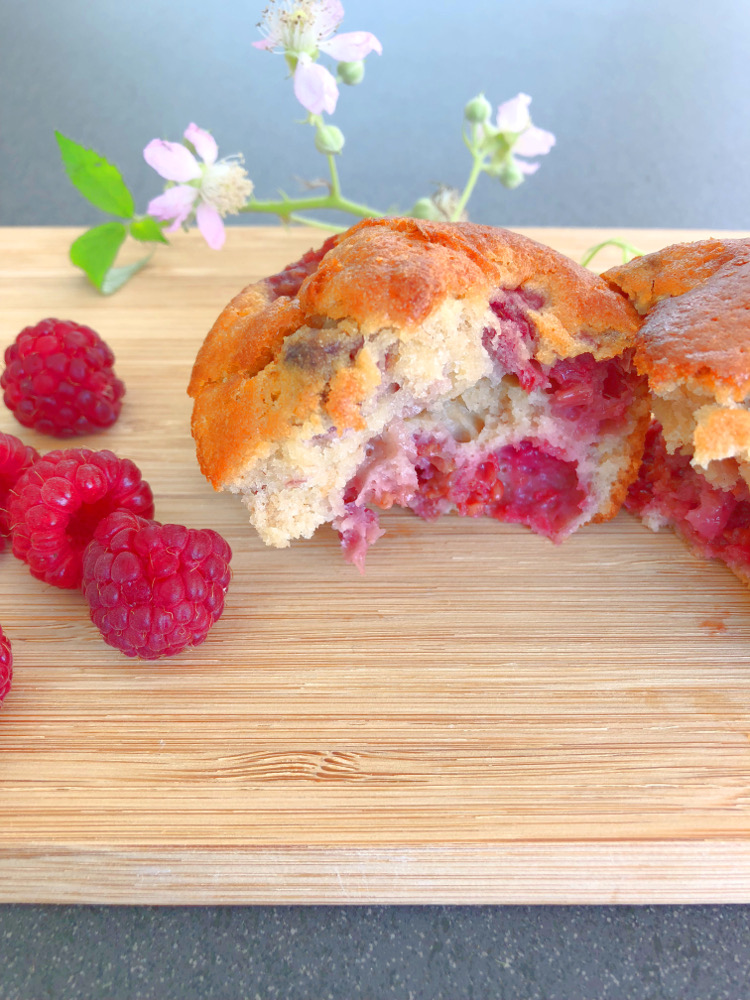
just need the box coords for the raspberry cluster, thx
[10,448,154,589]
[1,319,233,672]
[1,318,125,437]
[1,440,232,662]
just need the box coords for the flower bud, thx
[464,94,492,124]
[409,197,443,221]
[492,157,526,189]
[314,124,345,155]
[338,60,365,85]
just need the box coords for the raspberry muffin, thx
[190,218,649,568]
[605,237,750,583]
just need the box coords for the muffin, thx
[189,218,649,568]
[605,237,750,583]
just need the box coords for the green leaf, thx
[100,254,153,295]
[55,131,135,218]
[129,216,169,244]
[69,222,127,289]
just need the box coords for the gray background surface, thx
[3,0,750,230]
[2,904,750,999]
[2,1,750,997]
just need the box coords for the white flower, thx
[494,93,556,178]
[143,123,254,250]
[254,1,382,115]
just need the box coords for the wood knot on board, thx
[213,749,409,783]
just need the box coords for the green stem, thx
[581,238,644,269]
[451,152,485,221]
[327,154,342,199]
[240,191,381,221]
[287,213,346,232]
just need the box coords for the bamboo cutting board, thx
[1,225,750,905]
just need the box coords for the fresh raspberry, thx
[0,431,39,551]
[2,318,125,437]
[82,510,232,659]
[0,626,11,705]
[9,448,154,589]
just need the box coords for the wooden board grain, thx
[1,224,750,904]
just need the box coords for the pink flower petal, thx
[315,0,346,39]
[196,202,226,250]
[495,93,532,133]
[252,38,275,51]
[514,125,556,157]
[320,30,382,61]
[146,185,198,228]
[143,139,201,182]
[293,56,339,115]
[516,158,540,176]
[184,123,218,165]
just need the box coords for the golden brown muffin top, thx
[296,218,639,341]
[604,238,750,400]
[189,218,643,488]
[191,218,641,396]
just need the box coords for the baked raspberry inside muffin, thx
[190,218,649,568]
[606,237,750,585]
[626,422,750,583]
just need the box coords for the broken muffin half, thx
[189,218,650,568]
[605,236,750,584]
